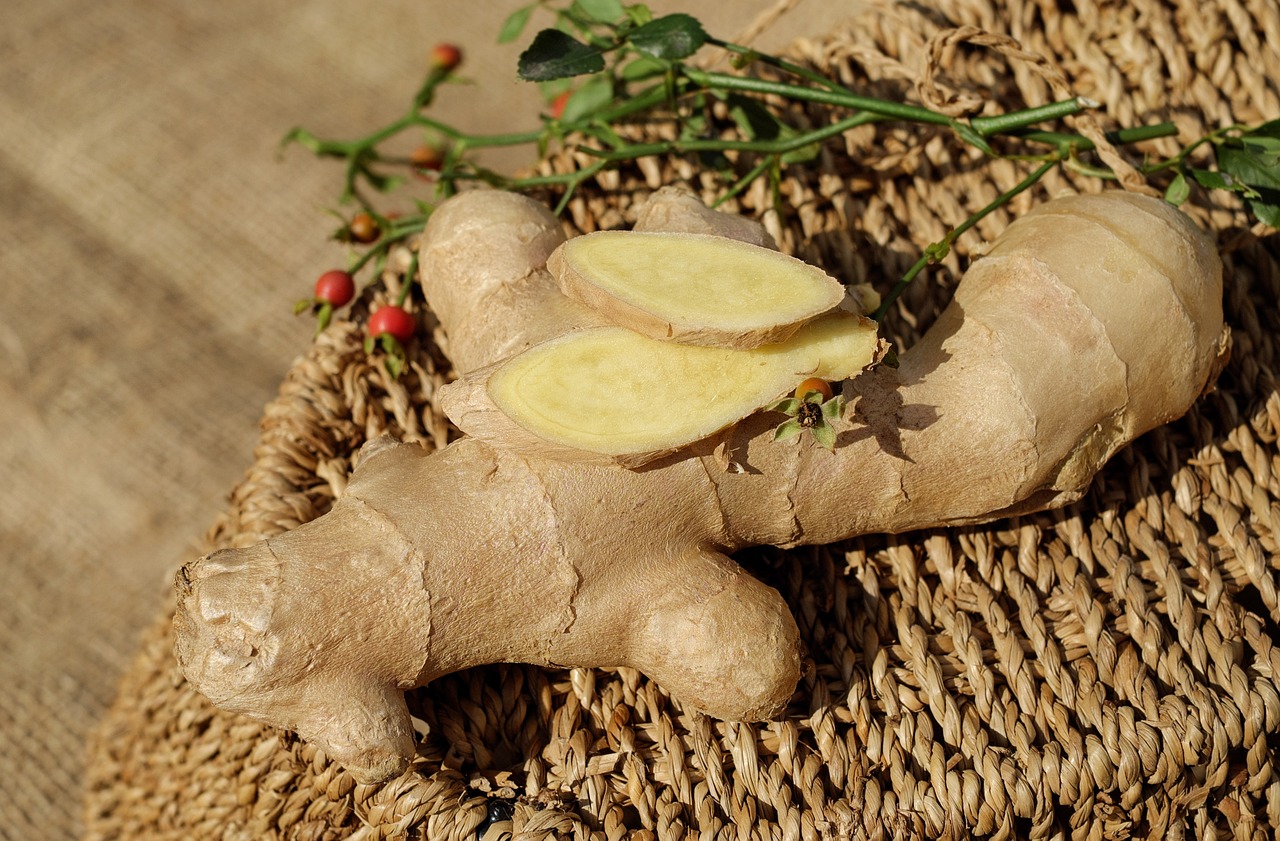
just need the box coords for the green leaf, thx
[773,419,803,442]
[624,3,653,26]
[627,13,707,60]
[518,29,606,81]
[620,54,667,81]
[679,110,708,140]
[1242,118,1280,142]
[571,0,625,23]
[730,49,760,70]
[781,142,821,165]
[821,396,844,421]
[811,422,836,451]
[1217,141,1280,227]
[560,73,614,122]
[280,126,328,155]
[766,397,801,415]
[726,94,784,142]
[315,302,333,335]
[362,167,405,194]
[953,122,995,155]
[1189,167,1235,191]
[1242,135,1280,153]
[498,4,536,43]
[1164,172,1190,206]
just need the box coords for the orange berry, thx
[549,90,571,119]
[794,377,833,401]
[429,43,462,73]
[410,144,444,172]
[348,212,380,244]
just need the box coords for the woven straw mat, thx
[84,1,1280,839]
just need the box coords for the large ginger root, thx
[174,187,1223,784]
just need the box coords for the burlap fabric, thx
[83,0,1280,838]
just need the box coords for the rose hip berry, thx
[794,377,834,401]
[549,90,572,120]
[411,144,444,173]
[348,212,380,244]
[368,305,416,343]
[429,43,462,73]
[314,270,355,308]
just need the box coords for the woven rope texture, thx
[85,0,1280,838]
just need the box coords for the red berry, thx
[368,305,416,343]
[430,43,462,73]
[313,270,355,307]
[549,90,572,120]
[348,212,380,244]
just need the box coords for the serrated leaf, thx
[773,419,803,442]
[811,422,836,451]
[498,4,536,43]
[560,73,614,122]
[518,29,606,81]
[627,13,707,60]
[571,0,625,23]
[1164,172,1190,206]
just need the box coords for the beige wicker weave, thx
[85,0,1280,838]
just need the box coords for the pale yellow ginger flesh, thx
[175,188,1225,786]
[482,311,880,458]
[549,230,846,347]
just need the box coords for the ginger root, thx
[175,188,1223,784]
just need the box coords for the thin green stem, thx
[578,112,876,159]
[1014,121,1179,151]
[706,37,846,92]
[871,158,1057,321]
[969,98,1093,137]
[395,251,418,307]
[684,69,955,127]
[711,155,775,209]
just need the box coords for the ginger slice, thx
[548,231,846,349]
[439,310,882,466]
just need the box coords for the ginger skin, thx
[175,187,1223,784]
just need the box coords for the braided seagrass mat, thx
[85,0,1280,838]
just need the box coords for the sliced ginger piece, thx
[548,231,846,348]
[439,310,882,467]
